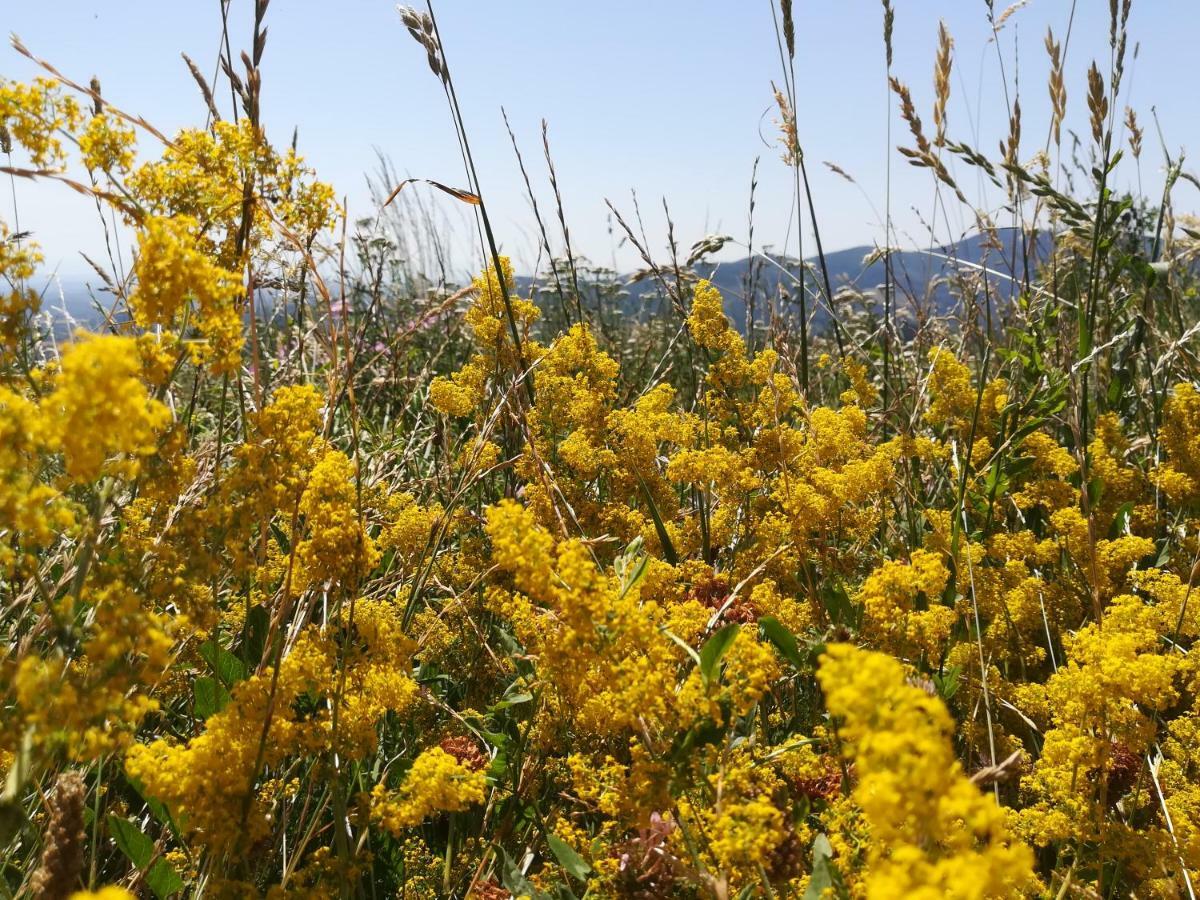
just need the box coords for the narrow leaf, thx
[759,616,804,670]
[699,623,740,685]
[108,815,153,868]
[546,832,592,882]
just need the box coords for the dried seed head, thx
[1087,61,1108,146]
[780,0,795,61]
[221,56,246,101]
[253,24,269,66]
[470,880,511,900]
[426,49,443,81]
[933,21,954,147]
[397,5,422,31]
[1105,741,1141,802]
[614,813,679,899]
[881,0,894,69]
[182,52,221,122]
[890,76,931,157]
[89,76,103,116]
[1125,107,1143,159]
[824,160,855,183]
[439,735,487,771]
[767,825,807,882]
[771,82,798,166]
[398,5,443,79]
[1003,97,1022,170]
[1115,35,1128,96]
[992,0,1030,32]
[1045,28,1066,146]
[28,772,86,900]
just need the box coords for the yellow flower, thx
[70,889,136,900]
[78,111,136,173]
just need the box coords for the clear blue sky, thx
[5,1,1198,280]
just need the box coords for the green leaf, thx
[193,676,232,720]
[240,604,270,669]
[933,665,962,701]
[699,623,740,686]
[804,833,835,900]
[269,520,292,554]
[499,846,546,899]
[758,616,804,670]
[1108,501,1134,540]
[635,470,678,565]
[126,775,176,832]
[546,832,592,882]
[617,548,649,600]
[199,639,246,688]
[661,627,702,668]
[108,814,154,868]
[821,581,858,629]
[146,858,185,898]
[486,746,510,781]
[489,691,532,712]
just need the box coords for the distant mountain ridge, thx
[44,228,1045,336]
[523,227,1047,331]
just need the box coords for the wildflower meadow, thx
[3,1,1200,897]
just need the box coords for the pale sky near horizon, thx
[4,1,1199,281]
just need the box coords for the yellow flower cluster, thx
[370,747,488,834]
[485,498,693,736]
[78,111,137,174]
[430,255,539,416]
[128,119,337,264]
[45,333,172,482]
[126,599,417,855]
[129,215,243,372]
[0,221,42,357]
[819,644,1034,898]
[0,76,81,166]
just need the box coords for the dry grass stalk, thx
[181,53,221,122]
[9,35,174,147]
[890,75,968,204]
[992,0,1030,33]
[1002,97,1022,172]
